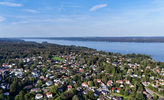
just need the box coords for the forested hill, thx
[19,37,164,42]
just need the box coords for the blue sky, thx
[0,0,164,37]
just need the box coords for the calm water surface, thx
[23,39,164,62]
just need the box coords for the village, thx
[0,50,164,100]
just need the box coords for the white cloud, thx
[12,21,28,24]
[58,5,66,12]
[0,17,6,22]
[90,4,107,11]
[0,2,22,7]
[22,9,39,13]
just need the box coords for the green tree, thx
[10,81,17,95]
[0,93,5,100]
[124,90,129,96]
[72,95,79,100]
[87,90,94,99]
[55,96,62,100]
[50,86,58,94]
[89,81,93,87]
[73,75,78,81]
[19,91,25,100]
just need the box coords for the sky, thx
[0,0,164,37]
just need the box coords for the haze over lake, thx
[23,39,164,62]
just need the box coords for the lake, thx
[23,39,164,62]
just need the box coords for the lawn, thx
[112,93,130,99]
[51,56,63,61]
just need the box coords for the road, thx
[145,88,164,98]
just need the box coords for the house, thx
[112,62,118,66]
[30,88,40,93]
[45,81,53,86]
[58,86,64,92]
[129,84,134,88]
[101,90,109,95]
[81,89,88,95]
[77,87,82,91]
[4,92,9,96]
[46,74,52,78]
[97,96,106,100]
[120,84,124,87]
[35,94,43,100]
[116,80,123,84]
[46,92,53,98]
[0,83,10,90]
[94,91,100,97]
[25,85,32,89]
[81,82,88,87]
[67,85,72,90]
[54,79,61,83]
[126,80,130,84]
[112,87,121,93]
[55,82,60,86]
[112,96,122,100]
[42,88,49,93]
[160,82,164,85]
[97,79,101,83]
[107,80,113,86]
[40,76,44,79]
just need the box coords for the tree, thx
[55,96,62,100]
[153,95,158,100]
[19,91,25,100]
[73,75,78,81]
[124,90,129,96]
[89,81,93,87]
[120,89,124,95]
[81,76,83,81]
[87,90,94,99]
[136,93,145,100]
[50,86,58,94]
[72,95,79,100]
[10,81,17,95]
[0,93,5,100]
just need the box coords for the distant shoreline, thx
[13,37,164,43]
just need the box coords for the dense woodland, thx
[0,39,164,100]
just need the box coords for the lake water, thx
[23,39,164,62]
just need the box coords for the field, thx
[51,56,64,61]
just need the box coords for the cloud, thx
[58,5,66,12]
[0,2,22,7]
[0,17,6,22]
[90,4,107,11]
[12,21,28,24]
[22,9,39,13]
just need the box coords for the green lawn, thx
[112,93,130,99]
[51,56,64,61]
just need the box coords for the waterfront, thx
[23,39,164,62]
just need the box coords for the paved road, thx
[145,88,164,98]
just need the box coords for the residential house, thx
[30,88,40,93]
[116,80,123,84]
[0,83,9,90]
[82,82,88,87]
[77,87,82,91]
[42,88,49,93]
[46,81,53,86]
[25,85,32,89]
[46,92,53,98]
[35,94,43,100]
[107,80,113,86]
[67,85,72,90]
